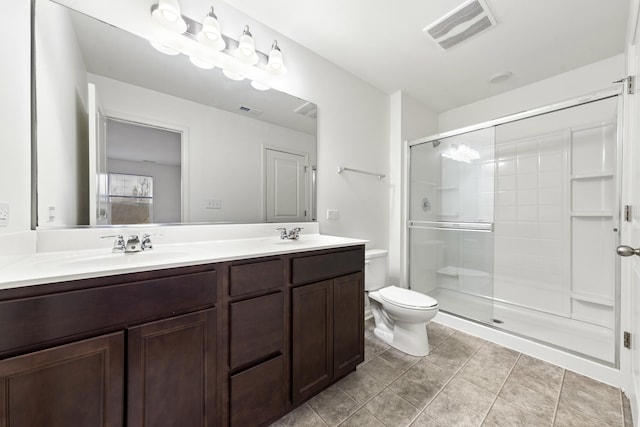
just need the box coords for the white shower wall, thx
[493,97,618,332]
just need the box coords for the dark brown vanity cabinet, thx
[290,248,365,405]
[0,332,125,427]
[226,258,287,427]
[0,265,219,427]
[0,244,365,426]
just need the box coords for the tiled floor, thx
[272,320,634,427]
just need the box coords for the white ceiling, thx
[223,0,630,112]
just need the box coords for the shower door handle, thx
[616,245,640,257]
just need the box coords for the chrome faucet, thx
[102,233,155,253]
[102,234,126,253]
[276,227,304,240]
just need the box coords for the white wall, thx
[439,55,625,132]
[90,74,316,224]
[0,0,31,235]
[36,0,89,226]
[388,91,438,286]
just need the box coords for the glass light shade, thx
[266,41,287,76]
[189,56,216,69]
[149,40,180,55]
[250,81,270,91]
[202,15,221,41]
[152,0,187,33]
[238,33,255,57]
[158,0,180,22]
[197,13,225,51]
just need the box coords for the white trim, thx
[433,312,624,387]
[100,109,190,223]
[409,87,622,147]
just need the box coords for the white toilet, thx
[366,249,439,356]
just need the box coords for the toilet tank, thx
[365,249,388,291]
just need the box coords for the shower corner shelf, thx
[570,211,614,217]
[570,171,614,180]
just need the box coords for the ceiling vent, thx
[294,101,317,119]
[237,105,263,117]
[423,0,496,50]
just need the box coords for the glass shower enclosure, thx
[407,94,621,366]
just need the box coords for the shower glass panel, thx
[408,127,496,325]
[492,97,619,364]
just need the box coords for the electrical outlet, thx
[206,199,222,209]
[48,206,56,222]
[0,202,8,227]
[326,209,340,220]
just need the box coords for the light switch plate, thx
[206,199,222,209]
[0,203,9,227]
[326,209,340,220]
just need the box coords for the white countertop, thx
[0,234,367,290]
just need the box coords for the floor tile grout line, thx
[550,368,566,426]
[478,352,522,426]
[351,329,470,426]
[418,336,489,425]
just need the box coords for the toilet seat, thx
[378,286,438,310]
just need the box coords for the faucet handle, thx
[141,233,159,251]
[101,234,125,253]
[276,227,288,239]
[288,227,303,239]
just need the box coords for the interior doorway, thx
[264,147,309,223]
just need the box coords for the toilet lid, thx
[378,286,438,309]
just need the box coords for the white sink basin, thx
[63,250,190,269]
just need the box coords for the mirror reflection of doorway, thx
[264,147,309,223]
[104,119,182,224]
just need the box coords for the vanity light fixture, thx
[266,41,287,76]
[235,26,259,65]
[197,7,225,51]
[149,2,288,89]
[151,0,187,33]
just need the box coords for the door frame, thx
[99,109,190,223]
[262,144,310,222]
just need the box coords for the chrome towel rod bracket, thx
[338,166,386,180]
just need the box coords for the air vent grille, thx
[424,0,496,50]
[294,101,317,118]
[237,105,263,117]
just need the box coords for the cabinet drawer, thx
[229,258,283,297]
[291,247,364,285]
[230,355,286,427]
[229,292,283,370]
[0,270,217,356]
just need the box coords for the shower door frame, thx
[403,86,624,367]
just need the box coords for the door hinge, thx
[625,205,632,222]
[304,210,307,217]
[624,331,631,349]
[614,76,635,94]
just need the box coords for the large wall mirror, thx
[34,0,317,228]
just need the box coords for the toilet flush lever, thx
[616,245,640,257]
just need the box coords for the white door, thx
[265,148,307,222]
[87,83,108,225]
[620,2,640,421]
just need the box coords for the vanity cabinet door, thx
[333,272,365,379]
[127,309,217,427]
[291,280,333,405]
[0,332,124,427]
